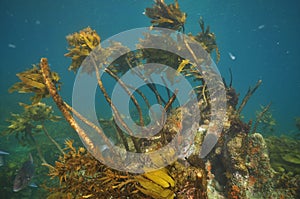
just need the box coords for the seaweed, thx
[189,17,220,62]
[3,0,298,198]
[144,0,186,32]
[252,103,276,134]
[3,102,63,164]
[8,65,61,104]
[65,27,101,73]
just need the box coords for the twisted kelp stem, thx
[63,102,115,155]
[41,122,65,155]
[126,57,165,105]
[39,58,106,161]
[126,84,151,109]
[105,67,145,126]
[28,132,48,164]
[252,102,272,133]
[164,89,178,111]
[161,75,171,101]
[237,79,262,115]
[91,57,141,153]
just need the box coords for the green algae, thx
[266,136,300,175]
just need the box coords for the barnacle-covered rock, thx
[170,160,208,199]
[245,133,274,198]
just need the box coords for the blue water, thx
[1,0,299,135]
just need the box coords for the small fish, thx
[0,150,9,167]
[8,43,16,48]
[258,24,265,29]
[0,150,9,155]
[228,52,236,60]
[13,153,35,192]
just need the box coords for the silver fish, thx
[13,153,35,192]
[0,150,9,155]
[0,150,9,167]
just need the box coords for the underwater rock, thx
[245,133,274,198]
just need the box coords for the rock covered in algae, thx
[245,133,275,198]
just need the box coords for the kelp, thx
[4,0,294,198]
[145,0,186,31]
[47,140,174,198]
[8,65,60,104]
[252,103,276,134]
[65,27,101,73]
[3,102,63,162]
[189,17,220,62]
[4,102,60,142]
[46,140,208,199]
[65,26,130,75]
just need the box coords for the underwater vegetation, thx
[64,26,101,73]
[1,0,299,198]
[8,64,61,104]
[252,103,276,135]
[3,102,64,164]
[266,136,300,197]
[266,136,300,174]
[145,0,186,32]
